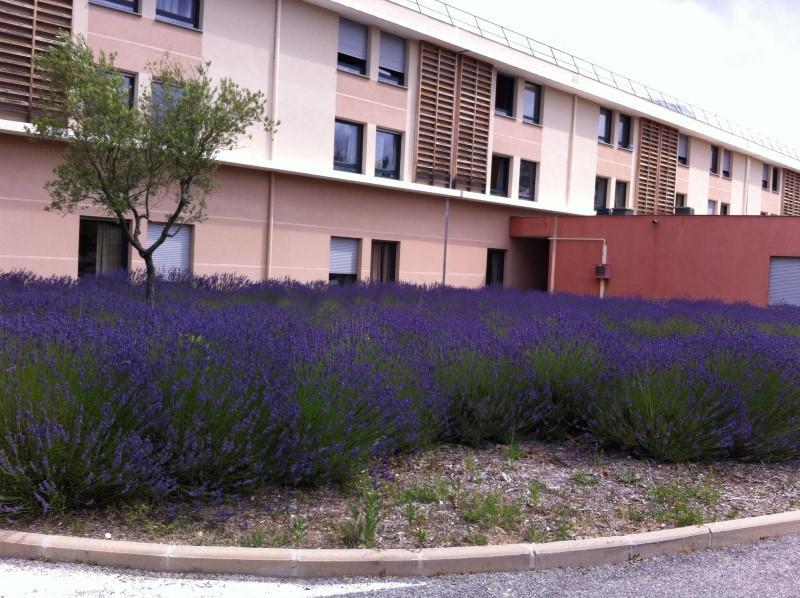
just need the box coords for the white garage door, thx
[147,222,192,276]
[768,257,800,306]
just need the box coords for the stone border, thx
[2,511,800,578]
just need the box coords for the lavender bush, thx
[2,271,800,518]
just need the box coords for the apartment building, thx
[2,0,800,303]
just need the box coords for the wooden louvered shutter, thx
[414,42,457,187]
[782,169,800,216]
[452,55,492,193]
[635,118,679,214]
[0,0,73,120]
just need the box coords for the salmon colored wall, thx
[511,215,800,306]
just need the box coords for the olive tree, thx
[31,33,275,305]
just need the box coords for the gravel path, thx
[2,535,800,597]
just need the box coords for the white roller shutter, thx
[147,222,192,276]
[380,32,405,73]
[330,237,359,275]
[768,257,800,306]
[339,19,367,59]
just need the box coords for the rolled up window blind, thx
[339,18,367,59]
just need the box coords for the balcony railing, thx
[388,0,800,161]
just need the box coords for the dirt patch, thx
[8,438,800,549]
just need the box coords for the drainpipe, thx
[269,0,282,161]
[547,236,608,299]
[266,172,275,279]
[442,197,450,285]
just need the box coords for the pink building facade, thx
[2,0,800,302]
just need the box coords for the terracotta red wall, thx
[510,215,800,306]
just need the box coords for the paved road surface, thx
[2,535,800,597]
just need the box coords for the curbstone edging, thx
[2,511,800,578]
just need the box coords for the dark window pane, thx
[371,240,398,282]
[156,0,199,27]
[762,164,770,189]
[707,200,717,215]
[519,160,537,200]
[495,73,515,116]
[675,193,686,208]
[93,0,138,12]
[678,134,689,165]
[490,155,510,196]
[334,120,363,173]
[722,149,732,178]
[375,129,400,179]
[594,177,608,210]
[773,167,780,192]
[120,73,135,108]
[598,108,612,143]
[486,249,505,286]
[523,84,541,124]
[78,218,128,277]
[720,203,730,215]
[614,181,628,208]
[710,145,719,174]
[379,32,405,85]
[616,114,631,148]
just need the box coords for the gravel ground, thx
[10,439,800,550]
[3,535,800,597]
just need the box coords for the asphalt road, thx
[2,534,800,597]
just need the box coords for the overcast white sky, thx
[449,0,800,150]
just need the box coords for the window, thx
[329,237,359,285]
[594,177,609,210]
[678,134,689,166]
[707,200,718,215]
[710,145,720,175]
[486,249,505,286]
[616,114,632,148]
[120,73,136,108]
[147,222,192,276]
[598,108,612,144]
[338,18,368,75]
[334,120,363,173]
[675,193,686,208]
[93,0,138,13]
[720,203,730,215]
[762,164,770,190]
[772,167,781,193]
[519,160,537,200]
[490,155,510,196]
[722,149,732,178]
[522,83,541,125]
[375,129,401,179]
[371,240,398,282]
[614,181,628,209]
[495,73,515,117]
[78,218,128,277]
[379,32,405,85]
[156,0,200,28]
[151,81,182,124]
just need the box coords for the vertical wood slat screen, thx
[452,55,492,192]
[782,169,800,216]
[0,0,73,120]
[635,118,679,214]
[415,42,457,187]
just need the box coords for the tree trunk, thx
[144,254,157,307]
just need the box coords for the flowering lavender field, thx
[2,272,800,519]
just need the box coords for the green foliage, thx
[340,478,382,548]
[458,491,521,530]
[31,33,274,304]
[290,516,306,548]
[398,477,450,505]
[570,471,598,486]
[528,480,543,508]
[646,480,719,527]
[615,469,642,485]
[523,522,548,543]
[501,439,523,464]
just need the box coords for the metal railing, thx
[388,0,800,161]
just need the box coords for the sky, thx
[447,0,800,151]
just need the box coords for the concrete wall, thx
[511,214,800,306]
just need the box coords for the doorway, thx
[78,218,128,277]
[371,240,398,283]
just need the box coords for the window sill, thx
[617,145,634,153]
[89,1,141,16]
[597,140,614,147]
[522,119,542,128]
[337,68,371,81]
[494,112,516,121]
[709,172,720,177]
[155,16,203,32]
[678,162,690,168]
[722,174,732,180]
[377,79,408,91]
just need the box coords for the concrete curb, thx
[2,511,800,578]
